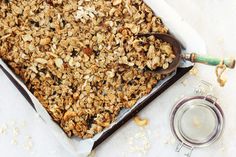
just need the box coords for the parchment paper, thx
[0,0,206,156]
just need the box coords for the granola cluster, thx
[0,0,175,138]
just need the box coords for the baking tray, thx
[0,62,193,150]
[0,0,206,155]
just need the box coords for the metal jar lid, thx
[170,95,224,157]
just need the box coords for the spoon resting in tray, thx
[137,33,235,74]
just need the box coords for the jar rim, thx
[170,95,224,148]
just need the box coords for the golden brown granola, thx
[0,0,175,138]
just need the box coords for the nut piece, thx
[83,48,93,56]
[55,58,64,68]
[63,111,77,121]
[40,37,51,45]
[113,0,122,6]
[133,116,148,127]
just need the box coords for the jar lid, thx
[170,95,224,149]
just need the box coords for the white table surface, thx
[1,0,236,157]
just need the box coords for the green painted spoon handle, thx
[182,53,235,69]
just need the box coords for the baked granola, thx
[0,0,175,138]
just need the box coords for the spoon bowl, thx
[137,33,235,74]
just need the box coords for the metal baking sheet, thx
[0,0,206,156]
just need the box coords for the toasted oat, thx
[112,0,122,6]
[55,58,64,68]
[40,37,51,46]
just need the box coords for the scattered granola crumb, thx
[220,147,226,152]
[133,116,149,127]
[9,120,16,127]
[11,138,18,145]
[0,120,33,149]
[20,121,27,128]
[0,123,8,134]
[189,66,198,76]
[24,136,33,151]
[164,135,176,145]
[88,150,96,157]
[180,79,187,86]
[13,127,20,137]
[219,142,226,152]
[128,128,151,155]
